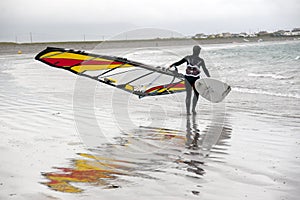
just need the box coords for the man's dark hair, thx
[193,45,201,55]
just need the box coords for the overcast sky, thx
[1,0,299,42]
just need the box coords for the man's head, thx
[193,45,201,55]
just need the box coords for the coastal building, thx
[273,30,286,36]
[216,33,223,38]
[291,28,300,36]
[248,33,257,37]
[222,32,232,38]
[231,33,240,38]
[257,31,270,36]
[192,28,298,40]
[273,29,300,37]
[193,33,208,39]
[239,32,248,37]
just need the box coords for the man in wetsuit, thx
[169,45,210,115]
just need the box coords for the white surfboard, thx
[194,78,231,103]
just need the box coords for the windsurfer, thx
[169,45,210,115]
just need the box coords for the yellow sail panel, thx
[39,51,62,58]
[40,51,93,60]
[71,63,133,73]
[40,51,125,64]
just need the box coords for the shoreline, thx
[0,36,299,55]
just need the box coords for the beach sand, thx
[0,39,299,200]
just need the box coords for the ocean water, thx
[0,40,299,200]
[206,41,300,118]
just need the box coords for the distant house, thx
[257,31,269,36]
[239,32,248,37]
[291,28,300,36]
[194,33,208,39]
[283,31,292,36]
[231,33,240,38]
[273,30,286,36]
[216,33,223,38]
[222,32,232,38]
[248,33,257,37]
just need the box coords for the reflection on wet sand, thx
[180,114,232,177]
[41,153,133,193]
[41,115,232,193]
[186,115,201,150]
[184,115,205,176]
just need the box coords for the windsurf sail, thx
[35,47,185,98]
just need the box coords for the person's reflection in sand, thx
[184,115,205,176]
[183,113,232,177]
[185,114,201,150]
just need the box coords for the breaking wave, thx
[247,73,294,80]
[232,87,300,99]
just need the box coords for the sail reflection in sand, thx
[41,153,136,193]
[41,115,231,193]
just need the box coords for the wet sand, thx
[0,41,299,200]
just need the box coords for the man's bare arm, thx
[202,60,210,77]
